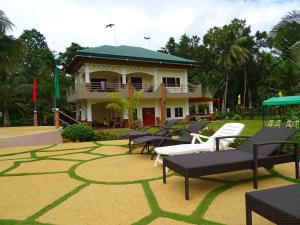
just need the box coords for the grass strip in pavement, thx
[267,168,300,183]
[25,183,89,223]
[0,219,53,225]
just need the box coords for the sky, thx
[2,0,300,54]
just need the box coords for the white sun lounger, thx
[154,123,245,166]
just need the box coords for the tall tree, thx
[204,19,250,113]
[58,42,85,71]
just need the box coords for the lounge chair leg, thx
[141,145,146,154]
[246,207,252,225]
[151,151,156,160]
[253,168,258,189]
[163,162,166,184]
[154,154,163,166]
[185,176,189,200]
[129,139,132,153]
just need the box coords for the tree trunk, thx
[248,88,253,119]
[3,110,11,126]
[243,66,247,108]
[222,70,229,115]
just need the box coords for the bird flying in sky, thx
[106,23,115,28]
[144,36,151,40]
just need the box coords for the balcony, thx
[67,82,202,102]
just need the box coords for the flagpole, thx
[54,66,60,129]
[33,77,38,126]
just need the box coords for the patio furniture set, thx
[123,120,300,224]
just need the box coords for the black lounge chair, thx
[122,119,180,150]
[245,183,300,225]
[131,121,208,154]
[162,127,299,200]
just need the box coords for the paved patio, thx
[0,139,298,225]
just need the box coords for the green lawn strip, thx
[0,157,33,162]
[0,219,54,225]
[0,161,21,174]
[207,120,262,136]
[42,157,83,162]
[38,151,93,160]
[0,171,67,177]
[193,175,273,218]
[267,168,300,183]
[0,145,55,158]
[0,158,44,174]
[92,141,102,146]
[25,182,89,223]
[135,181,223,225]
[36,146,94,152]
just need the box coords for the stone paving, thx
[0,140,298,225]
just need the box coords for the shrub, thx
[95,130,125,141]
[62,124,96,142]
[232,114,241,120]
[201,127,215,136]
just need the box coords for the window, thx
[166,108,171,118]
[162,77,180,87]
[174,107,183,118]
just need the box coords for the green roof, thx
[262,96,300,106]
[75,45,197,65]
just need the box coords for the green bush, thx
[62,124,96,142]
[201,127,215,136]
[232,114,241,120]
[95,130,125,141]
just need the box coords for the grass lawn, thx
[99,119,264,136]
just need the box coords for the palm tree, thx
[272,10,300,66]
[0,10,23,74]
[0,9,13,34]
[216,32,250,113]
[106,91,143,128]
[0,74,30,126]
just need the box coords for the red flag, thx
[217,98,221,108]
[33,77,37,103]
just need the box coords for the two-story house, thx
[66,45,213,127]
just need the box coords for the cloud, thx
[2,0,300,53]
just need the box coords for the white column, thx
[85,64,90,83]
[123,108,128,119]
[209,101,214,114]
[122,67,127,84]
[81,103,87,121]
[153,68,158,90]
[75,103,80,120]
[87,101,92,122]
[185,100,190,116]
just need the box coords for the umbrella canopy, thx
[262,96,300,106]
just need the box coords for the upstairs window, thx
[174,107,183,118]
[162,77,180,87]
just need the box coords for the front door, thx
[142,108,155,126]
[131,77,142,90]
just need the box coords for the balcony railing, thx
[67,82,202,102]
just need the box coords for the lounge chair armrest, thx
[153,127,175,135]
[156,128,186,146]
[253,141,298,165]
[190,133,209,144]
[142,125,162,132]
[215,136,252,151]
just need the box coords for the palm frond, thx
[271,10,300,35]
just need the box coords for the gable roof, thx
[74,45,197,65]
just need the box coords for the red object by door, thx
[142,108,155,126]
